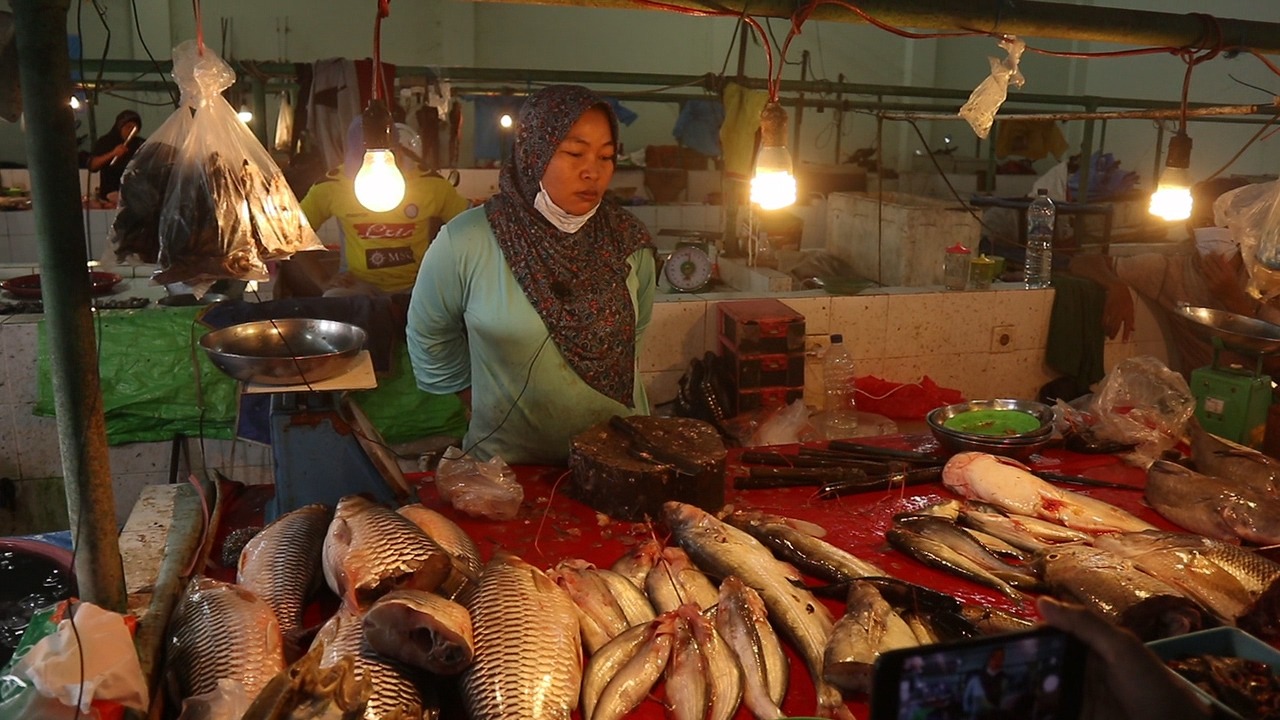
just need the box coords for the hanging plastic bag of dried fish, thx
[106,39,322,289]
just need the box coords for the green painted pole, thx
[11,0,126,613]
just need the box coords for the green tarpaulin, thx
[36,308,466,446]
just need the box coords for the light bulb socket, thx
[362,99,394,151]
[759,102,789,148]
[1165,131,1193,170]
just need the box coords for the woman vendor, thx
[86,109,144,205]
[406,84,656,465]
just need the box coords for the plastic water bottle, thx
[1025,188,1055,289]
[824,334,859,437]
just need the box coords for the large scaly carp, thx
[167,576,285,714]
[1189,420,1280,494]
[1093,531,1255,623]
[237,503,330,644]
[322,495,453,609]
[311,607,431,720]
[1146,460,1280,545]
[462,552,583,719]
[942,452,1155,533]
[662,501,854,720]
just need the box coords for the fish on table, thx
[662,501,854,720]
[1189,420,1280,495]
[942,452,1156,534]
[1146,460,1280,545]
[362,589,475,675]
[823,579,918,695]
[237,503,330,653]
[724,509,887,584]
[462,552,583,720]
[311,606,434,720]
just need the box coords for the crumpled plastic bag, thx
[1213,179,1280,301]
[959,37,1027,139]
[748,399,819,447]
[1088,355,1195,467]
[177,677,252,720]
[0,601,147,719]
[108,39,322,289]
[435,446,524,520]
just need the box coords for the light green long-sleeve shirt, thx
[406,207,654,465]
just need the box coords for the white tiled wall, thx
[638,285,1170,412]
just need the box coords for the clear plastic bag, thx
[434,446,524,521]
[959,37,1027,139]
[1088,355,1195,467]
[1213,179,1280,301]
[108,40,321,286]
[749,399,819,447]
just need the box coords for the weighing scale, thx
[239,351,408,522]
[1178,304,1280,448]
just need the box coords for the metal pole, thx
[1078,112,1097,203]
[793,51,807,164]
[252,75,269,147]
[721,20,750,258]
[10,0,126,613]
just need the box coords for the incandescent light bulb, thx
[750,102,797,211]
[1149,167,1193,222]
[354,149,406,213]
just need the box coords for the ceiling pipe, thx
[476,0,1280,55]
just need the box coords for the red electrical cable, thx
[373,0,391,101]
[192,0,204,55]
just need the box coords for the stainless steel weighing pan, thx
[1176,304,1280,355]
[199,318,367,385]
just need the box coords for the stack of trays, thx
[926,398,1055,459]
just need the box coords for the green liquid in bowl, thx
[943,409,1043,436]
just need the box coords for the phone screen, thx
[869,626,1086,720]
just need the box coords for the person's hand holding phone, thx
[1037,597,1213,720]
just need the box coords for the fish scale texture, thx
[463,556,583,719]
[323,496,449,600]
[238,503,329,637]
[168,577,284,702]
[315,608,426,719]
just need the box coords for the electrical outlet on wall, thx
[991,325,1016,353]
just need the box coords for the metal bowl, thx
[199,319,367,385]
[927,398,1055,459]
[1175,303,1280,355]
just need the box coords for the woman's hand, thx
[1037,598,1212,720]
[1200,251,1256,317]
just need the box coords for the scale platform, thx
[1178,305,1279,448]
[235,351,407,521]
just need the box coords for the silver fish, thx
[666,611,710,720]
[1093,531,1255,622]
[715,576,787,720]
[646,545,720,614]
[323,495,453,610]
[957,504,1091,553]
[724,509,886,583]
[581,621,654,720]
[885,525,1023,601]
[462,553,582,719]
[892,515,1040,590]
[363,589,475,675]
[681,604,743,720]
[237,504,330,644]
[168,576,285,713]
[551,559,632,654]
[1034,543,1207,641]
[663,501,853,720]
[1189,420,1280,494]
[959,605,1035,634]
[590,614,674,720]
[611,537,663,589]
[823,580,917,695]
[594,567,657,627]
[1146,460,1280,545]
[1128,530,1280,598]
[312,607,429,720]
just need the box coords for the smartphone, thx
[868,625,1088,720]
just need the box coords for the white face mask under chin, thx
[534,184,599,233]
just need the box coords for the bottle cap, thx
[1037,188,1049,196]
[830,333,843,344]
[946,242,970,254]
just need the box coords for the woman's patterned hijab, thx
[484,85,652,406]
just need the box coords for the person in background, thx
[297,119,469,297]
[961,647,1009,720]
[1068,176,1258,378]
[1037,597,1225,720]
[86,109,144,206]
[406,84,656,465]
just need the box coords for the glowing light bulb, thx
[238,105,254,124]
[69,96,82,110]
[354,149,406,212]
[1149,167,1193,222]
[751,145,797,211]
[499,113,514,129]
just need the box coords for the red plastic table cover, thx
[216,434,1169,719]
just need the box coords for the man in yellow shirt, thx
[299,122,470,295]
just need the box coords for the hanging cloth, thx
[273,90,294,152]
[719,81,769,179]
